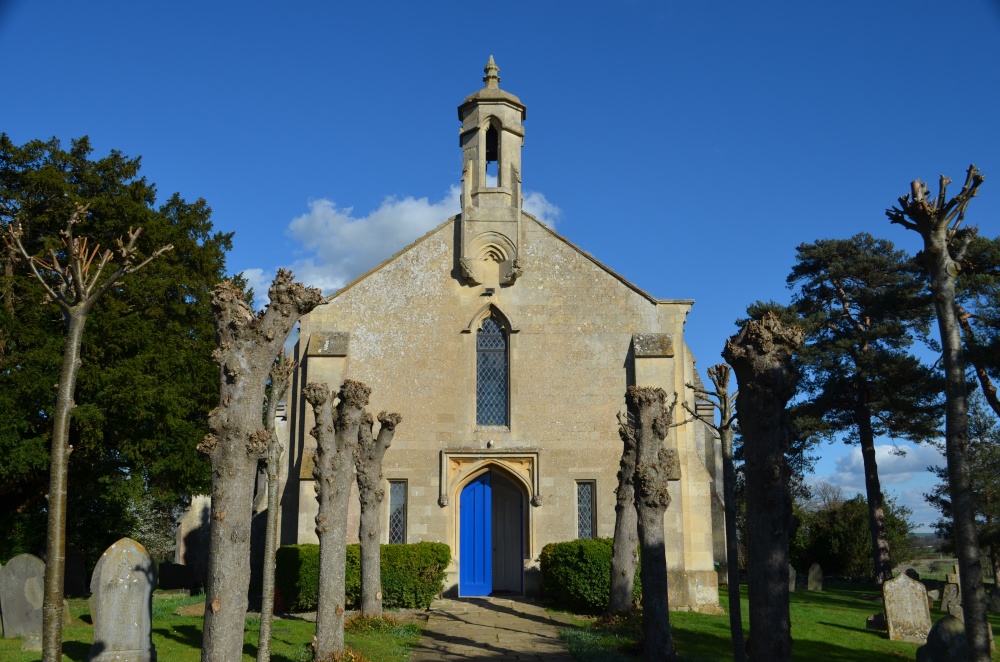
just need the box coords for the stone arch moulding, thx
[462,302,519,334]
[438,450,540,508]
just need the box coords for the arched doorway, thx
[459,469,525,596]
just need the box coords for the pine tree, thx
[787,233,941,584]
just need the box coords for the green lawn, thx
[0,592,423,662]
[562,582,1000,661]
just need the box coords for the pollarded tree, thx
[257,350,296,662]
[355,409,402,617]
[303,379,368,661]
[625,385,681,662]
[886,165,990,661]
[685,364,745,662]
[723,312,803,662]
[4,205,171,662]
[198,272,326,662]
[787,233,941,584]
[608,409,640,615]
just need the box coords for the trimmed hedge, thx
[275,542,450,612]
[539,538,640,613]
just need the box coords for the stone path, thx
[408,597,577,661]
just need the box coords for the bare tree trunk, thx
[609,411,639,615]
[41,311,84,662]
[685,363,745,662]
[626,386,680,662]
[304,380,369,661]
[719,422,747,662]
[723,313,803,662]
[888,167,990,661]
[5,207,171,662]
[199,272,325,662]
[257,352,295,662]
[355,411,401,617]
[856,402,892,585]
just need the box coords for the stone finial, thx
[483,55,500,88]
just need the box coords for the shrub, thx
[276,542,450,612]
[539,538,639,613]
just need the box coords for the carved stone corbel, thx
[459,257,481,285]
[500,258,522,285]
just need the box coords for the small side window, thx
[388,480,407,544]
[577,481,596,539]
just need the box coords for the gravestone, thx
[0,553,44,639]
[940,583,960,614]
[89,538,157,662]
[807,562,823,591]
[883,572,932,644]
[788,564,796,593]
[916,615,966,662]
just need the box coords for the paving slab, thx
[409,597,576,661]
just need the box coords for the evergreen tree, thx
[786,233,941,584]
[0,135,231,567]
[926,391,1000,578]
[955,235,1000,416]
[792,487,915,578]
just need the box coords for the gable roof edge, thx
[524,212,691,308]
[326,215,457,299]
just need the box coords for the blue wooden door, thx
[460,472,492,596]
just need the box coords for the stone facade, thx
[273,59,723,612]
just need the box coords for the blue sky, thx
[3,1,1000,530]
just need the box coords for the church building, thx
[276,58,724,612]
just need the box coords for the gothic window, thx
[485,124,499,182]
[476,317,508,426]
[577,481,596,539]
[388,480,407,544]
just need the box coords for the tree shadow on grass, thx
[153,624,203,648]
[817,621,888,639]
[62,641,92,662]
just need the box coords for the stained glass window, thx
[577,482,595,539]
[388,481,406,544]
[477,317,508,426]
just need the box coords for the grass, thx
[560,582,1000,661]
[0,592,424,662]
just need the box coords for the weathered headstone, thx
[788,564,796,593]
[0,553,44,639]
[916,615,967,662]
[89,538,157,662]
[940,583,960,614]
[883,572,932,644]
[807,562,823,591]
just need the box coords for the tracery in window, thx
[476,317,508,426]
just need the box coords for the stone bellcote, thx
[457,56,526,287]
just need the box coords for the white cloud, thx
[285,187,463,293]
[244,184,561,307]
[807,442,946,532]
[523,190,561,228]
[828,443,945,486]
